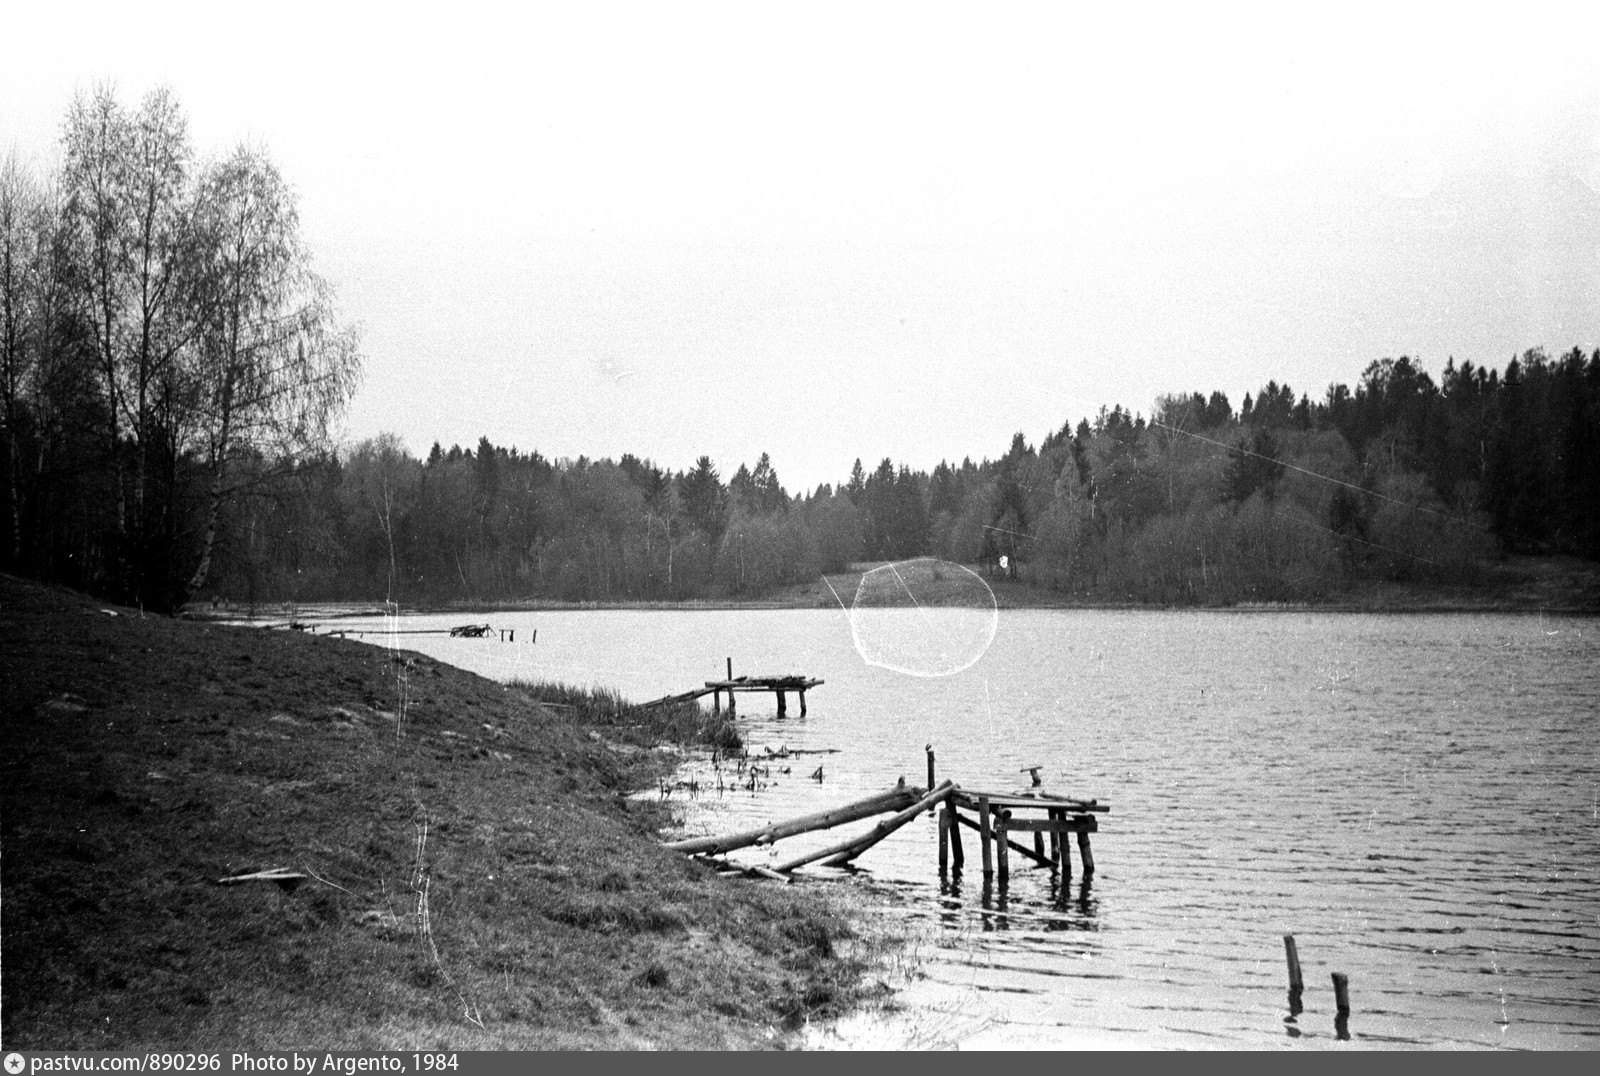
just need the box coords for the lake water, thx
[314,601,1600,1049]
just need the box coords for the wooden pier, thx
[644,658,822,717]
[665,769,1108,883]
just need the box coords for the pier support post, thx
[1048,808,1061,866]
[995,810,1011,884]
[712,689,721,716]
[978,796,993,877]
[776,690,787,717]
[1076,824,1095,876]
[926,746,936,812]
[947,805,964,870]
[799,689,807,717]
[938,806,950,871]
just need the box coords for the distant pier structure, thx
[644,658,823,717]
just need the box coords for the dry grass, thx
[0,573,876,1050]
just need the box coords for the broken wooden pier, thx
[664,773,1108,883]
[644,657,822,717]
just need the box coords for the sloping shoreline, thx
[0,573,889,1050]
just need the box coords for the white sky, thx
[5,2,1599,493]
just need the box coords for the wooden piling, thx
[949,812,1054,868]
[978,796,993,876]
[1048,807,1061,865]
[947,805,964,869]
[1284,934,1304,997]
[938,806,950,871]
[926,746,936,813]
[1033,828,1046,862]
[799,689,807,716]
[776,690,787,717]
[1076,825,1095,875]
[726,658,735,715]
[995,810,1011,883]
[1332,972,1350,1016]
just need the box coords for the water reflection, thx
[936,865,1100,937]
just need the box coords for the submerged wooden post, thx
[978,796,994,876]
[1048,808,1061,865]
[947,805,964,869]
[938,806,950,871]
[926,746,936,813]
[1332,972,1350,1016]
[1033,828,1045,862]
[799,689,807,717]
[1284,934,1304,998]
[1076,823,1095,875]
[995,810,1011,883]
[727,657,736,716]
[776,689,787,717]
[712,689,721,716]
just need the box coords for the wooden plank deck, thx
[643,672,823,715]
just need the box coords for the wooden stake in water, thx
[926,745,936,812]
[1284,934,1305,997]
[1332,971,1351,1040]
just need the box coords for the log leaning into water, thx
[663,784,921,855]
[775,781,956,872]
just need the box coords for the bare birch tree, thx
[184,144,361,590]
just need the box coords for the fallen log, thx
[774,781,955,873]
[664,784,919,855]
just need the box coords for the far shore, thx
[187,554,1600,621]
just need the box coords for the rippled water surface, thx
[331,607,1600,1049]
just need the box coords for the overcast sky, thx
[5,2,1599,493]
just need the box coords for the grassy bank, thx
[0,573,885,1050]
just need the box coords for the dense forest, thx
[173,345,1593,608]
[18,343,1593,610]
[1,86,360,611]
[5,95,1599,611]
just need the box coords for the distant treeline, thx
[172,347,1598,608]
